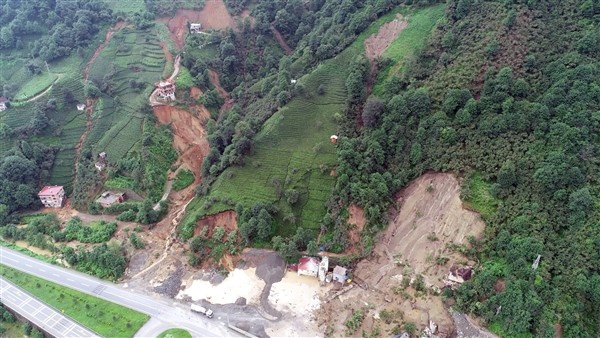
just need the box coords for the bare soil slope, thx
[364,14,408,62]
[318,172,485,337]
[158,0,237,49]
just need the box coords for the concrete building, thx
[154,80,176,101]
[96,191,125,208]
[332,265,348,283]
[76,103,86,111]
[38,186,65,208]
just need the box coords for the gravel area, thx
[153,260,185,297]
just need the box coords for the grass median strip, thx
[0,264,149,337]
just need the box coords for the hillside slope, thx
[333,0,599,336]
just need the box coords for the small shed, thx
[96,191,125,208]
[298,256,320,277]
[95,152,107,171]
[0,97,8,111]
[330,135,338,143]
[332,265,348,283]
[76,103,86,111]
[190,23,202,33]
[290,79,297,84]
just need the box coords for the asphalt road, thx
[0,247,234,337]
[0,277,100,337]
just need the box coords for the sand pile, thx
[177,268,265,304]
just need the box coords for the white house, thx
[38,185,65,208]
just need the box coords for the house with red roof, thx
[298,256,320,277]
[38,185,65,208]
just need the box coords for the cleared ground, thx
[317,172,485,337]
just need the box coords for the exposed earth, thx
[364,13,408,62]
[316,172,489,337]
[157,0,240,49]
[116,172,494,338]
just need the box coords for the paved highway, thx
[0,277,100,337]
[0,247,234,337]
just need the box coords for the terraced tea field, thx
[184,8,439,237]
[186,46,353,237]
[86,27,165,161]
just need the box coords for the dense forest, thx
[326,0,599,336]
[0,0,113,61]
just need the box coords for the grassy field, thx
[12,72,59,102]
[157,328,192,338]
[462,173,499,218]
[85,26,165,162]
[373,4,446,96]
[0,264,149,337]
[108,0,145,14]
[182,7,434,237]
[173,170,195,191]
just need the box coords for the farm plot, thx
[13,72,59,102]
[85,27,165,164]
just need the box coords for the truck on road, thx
[190,304,214,318]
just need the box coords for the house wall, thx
[39,190,65,208]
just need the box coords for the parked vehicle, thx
[190,304,214,318]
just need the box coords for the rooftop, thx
[298,256,319,271]
[333,265,347,275]
[38,185,64,196]
[96,192,124,205]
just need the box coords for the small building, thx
[298,256,320,277]
[190,23,202,33]
[318,256,329,283]
[332,265,348,283]
[330,135,338,143]
[0,97,8,112]
[154,80,176,101]
[76,103,86,111]
[446,265,473,285]
[290,79,297,84]
[96,191,125,208]
[95,152,107,171]
[38,185,65,208]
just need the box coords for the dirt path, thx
[24,74,62,103]
[271,26,292,55]
[74,21,125,183]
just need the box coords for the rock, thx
[235,297,247,305]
